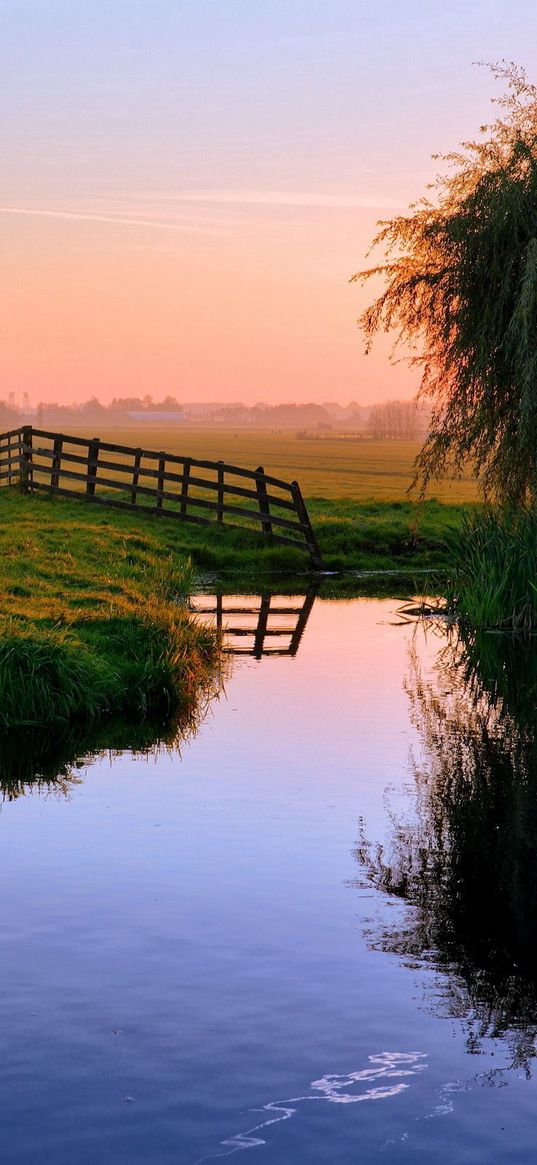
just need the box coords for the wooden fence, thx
[0,426,323,567]
[190,588,317,658]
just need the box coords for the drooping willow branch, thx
[353,63,537,505]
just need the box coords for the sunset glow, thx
[2,0,535,406]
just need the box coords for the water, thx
[2,596,537,1162]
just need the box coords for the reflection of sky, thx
[1,1,535,405]
[3,598,537,1162]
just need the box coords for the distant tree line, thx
[368,399,430,440]
[0,393,430,436]
[216,402,333,427]
[34,394,184,427]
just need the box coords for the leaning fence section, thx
[0,426,323,567]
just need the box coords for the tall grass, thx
[0,622,116,727]
[449,507,537,632]
[0,606,220,730]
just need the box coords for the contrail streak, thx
[0,207,223,235]
[129,189,404,210]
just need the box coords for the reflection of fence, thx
[191,590,317,658]
[0,426,323,568]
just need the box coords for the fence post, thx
[7,433,13,485]
[157,455,165,513]
[217,461,224,523]
[291,480,323,569]
[86,437,100,496]
[20,426,32,493]
[180,459,190,515]
[131,448,142,504]
[255,466,272,535]
[51,435,63,491]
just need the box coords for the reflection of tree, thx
[356,629,537,1071]
[0,678,221,801]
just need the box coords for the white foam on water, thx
[194,1050,428,1162]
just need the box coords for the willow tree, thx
[353,63,537,504]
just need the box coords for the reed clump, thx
[448,506,537,632]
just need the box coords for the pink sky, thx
[1,1,536,406]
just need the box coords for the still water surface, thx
[1,597,536,1162]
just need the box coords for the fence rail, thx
[0,427,323,567]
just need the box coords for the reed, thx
[448,506,537,632]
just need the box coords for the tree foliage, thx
[353,63,537,504]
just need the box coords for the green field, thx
[61,427,479,504]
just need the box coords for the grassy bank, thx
[0,487,450,786]
[0,490,219,729]
[0,488,469,587]
[309,498,468,573]
[0,485,471,731]
[119,496,468,576]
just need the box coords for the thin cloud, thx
[138,189,404,209]
[0,207,224,235]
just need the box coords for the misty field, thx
[62,427,479,503]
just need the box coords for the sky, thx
[1,0,536,407]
